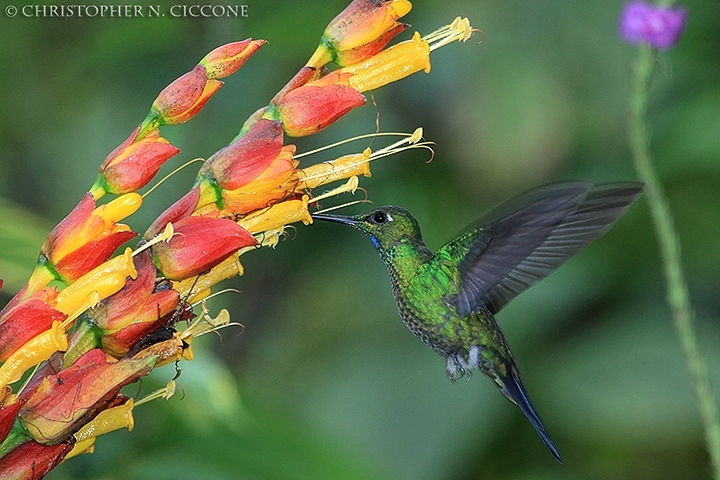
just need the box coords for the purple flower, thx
[619,1,688,50]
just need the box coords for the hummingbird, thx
[312,181,644,462]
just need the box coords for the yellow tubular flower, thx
[238,195,312,234]
[74,399,135,442]
[341,18,475,92]
[54,248,138,316]
[343,31,430,92]
[0,321,68,390]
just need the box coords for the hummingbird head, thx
[312,206,423,253]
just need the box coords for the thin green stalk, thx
[629,45,720,478]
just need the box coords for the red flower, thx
[151,216,257,280]
[95,126,180,195]
[0,288,66,361]
[309,0,412,67]
[0,439,74,479]
[202,119,285,190]
[0,400,25,444]
[41,193,139,283]
[19,348,155,444]
[276,71,366,137]
[200,39,267,79]
[89,251,180,356]
[151,65,223,126]
[195,119,299,215]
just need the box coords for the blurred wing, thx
[447,181,643,317]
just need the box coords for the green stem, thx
[629,45,720,478]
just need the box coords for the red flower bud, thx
[151,216,257,281]
[202,119,285,190]
[276,71,366,137]
[42,193,139,283]
[0,288,66,361]
[0,438,74,479]
[199,38,266,79]
[89,251,180,356]
[96,126,180,195]
[151,65,223,126]
[309,0,412,67]
[19,348,155,444]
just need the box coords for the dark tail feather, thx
[499,372,563,463]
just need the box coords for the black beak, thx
[311,212,361,227]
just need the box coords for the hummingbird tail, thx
[499,371,563,463]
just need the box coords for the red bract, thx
[89,251,180,356]
[310,0,412,67]
[0,400,24,444]
[202,119,286,190]
[152,65,223,126]
[200,39,267,79]
[42,193,139,283]
[0,288,66,361]
[0,438,74,479]
[151,216,257,280]
[220,145,298,214]
[276,71,366,137]
[97,126,180,195]
[19,349,155,444]
[145,187,201,240]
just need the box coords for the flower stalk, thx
[625,10,720,479]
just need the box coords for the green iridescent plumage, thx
[313,181,644,462]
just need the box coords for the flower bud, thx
[200,39,266,79]
[308,0,412,67]
[276,71,366,137]
[41,193,140,283]
[0,288,66,361]
[19,349,155,444]
[150,65,223,127]
[151,216,257,281]
[94,126,180,196]
[619,1,687,50]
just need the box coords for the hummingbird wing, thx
[445,181,643,317]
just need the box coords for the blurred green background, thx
[1,0,719,478]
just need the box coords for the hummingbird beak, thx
[311,212,362,227]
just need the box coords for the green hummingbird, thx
[312,181,643,462]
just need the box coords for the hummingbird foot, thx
[445,346,481,382]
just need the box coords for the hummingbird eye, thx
[370,211,391,224]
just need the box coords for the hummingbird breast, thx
[385,261,461,359]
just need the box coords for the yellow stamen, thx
[134,222,175,256]
[135,380,177,407]
[172,254,244,302]
[54,248,137,316]
[294,130,421,159]
[313,199,373,215]
[0,321,68,390]
[424,17,474,51]
[295,152,372,190]
[294,128,431,191]
[308,176,360,204]
[142,158,205,199]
